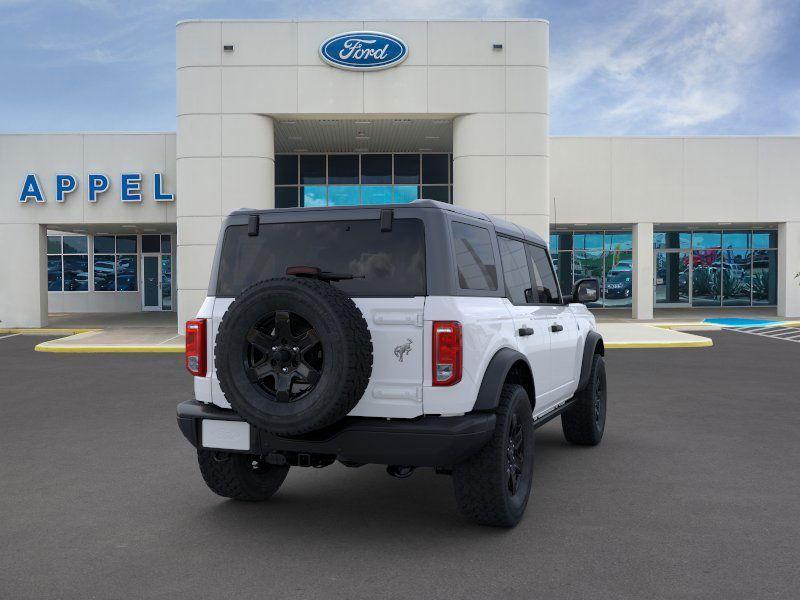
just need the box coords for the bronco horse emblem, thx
[394,338,413,362]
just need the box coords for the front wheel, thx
[197,450,289,501]
[561,354,607,445]
[452,384,534,527]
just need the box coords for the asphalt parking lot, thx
[1,331,799,600]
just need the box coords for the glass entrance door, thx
[142,255,161,311]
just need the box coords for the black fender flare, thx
[472,348,534,412]
[577,330,605,392]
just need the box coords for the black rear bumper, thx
[177,400,496,467]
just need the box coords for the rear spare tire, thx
[215,277,372,435]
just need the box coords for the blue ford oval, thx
[319,31,408,71]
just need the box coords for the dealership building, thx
[1,18,799,329]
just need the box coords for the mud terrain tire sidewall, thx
[214,277,372,435]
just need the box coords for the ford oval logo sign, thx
[319,31,408,71]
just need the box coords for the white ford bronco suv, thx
[177,200,606,527]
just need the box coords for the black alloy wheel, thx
[244,310,323,403]
[506,412,525,496]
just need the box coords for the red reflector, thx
[185,319,207,377]
[432,321,462,386]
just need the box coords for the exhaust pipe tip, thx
[386,465,415,479]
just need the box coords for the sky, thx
[0,0,798,135]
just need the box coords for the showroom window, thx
[274,153,453,208]
[47,235,89,292]
[549,231,633,308]
[93,235,138,292]
[654,229,777,307]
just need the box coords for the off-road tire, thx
[561,353,606,445]
[197,450,289,501]
[215,277,372,435]
[452,384,534,527]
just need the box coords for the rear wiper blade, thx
[285,266,365,282]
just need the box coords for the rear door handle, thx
[551,323,563,333]
[518,327,534,337]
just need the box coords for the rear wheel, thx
[197,450,289,501]
[452,384,534,527]
[561,354,606,445]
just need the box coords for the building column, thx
[176,114,275,328]
[0,224,47,328]
[632,222,654,320]
[778,221,800,318]
[452,113,549,241]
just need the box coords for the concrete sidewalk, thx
[2,310,716,353]
[1,312,184,353]
[33,327,184,353]
[597,323,713,348]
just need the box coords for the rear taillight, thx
[185,319,207,377]
[432,321,462,386]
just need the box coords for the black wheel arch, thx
[577,330,604,392]
[473,348,535,413]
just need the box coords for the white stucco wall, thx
[550,137,800,225]
[0,133,176,327]
[550,136,800,318]
[176,19,550,326]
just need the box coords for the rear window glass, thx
[216,219,426,297]
[451,222,498,291]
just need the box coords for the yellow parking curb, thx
[34,343,184,353]
[605,339,713,349]
[0,328,100,335]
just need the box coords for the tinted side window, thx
[451,222,497,291]
[527,244,561,304]
[216,219,426,297]
[498,237,533,304]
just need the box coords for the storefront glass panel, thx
[276,153,452,208]
[328,186,360,206]
[161,255,173,310]
[752,249,778,305]
[654,229,777,307]
[691,250,721,306]
[655,251,690,305]
[63,255,88,291]
[361,186,393,204]
[300,155,325,184]
[94,255,116,291]
[394,185,418,203]
[722,249,752,306]
[327,155,358,184]
[117,256,137,292]
[301,185,326,207]
[604,250,633,306]
[47,256,62,291]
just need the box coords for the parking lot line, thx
[0,333,21,341]
[725,326,800,343]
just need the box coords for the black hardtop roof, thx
[230,199,547,246]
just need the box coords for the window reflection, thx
[328,186,360,206]
[275,153,452,207]
[361,186,393,205]
[691,250,721,306]
[655,251,690,305]
[63,255,89,291]
[753,249,777,305]
[604,250,633,306]
[302,185,326,207]
[722,249,751,306]
[47,256,62,291]
[653,229,777,307]
[394,185,418,203]
[94,255,116,291]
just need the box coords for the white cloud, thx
[551,0,791,133]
